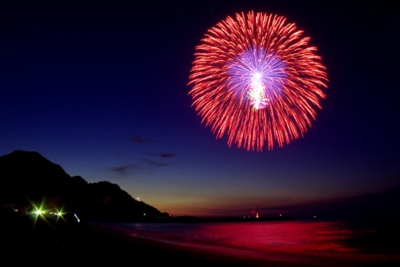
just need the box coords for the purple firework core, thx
[227,48,287,110]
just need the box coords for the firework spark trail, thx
[188,11,328,151]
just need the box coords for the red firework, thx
[188,11,328,151]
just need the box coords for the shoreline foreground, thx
[2,219,399,266]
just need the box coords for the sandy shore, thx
[1,219,399,266]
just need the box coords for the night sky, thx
[1,0,399,217]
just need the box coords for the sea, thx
[93,218,400,266]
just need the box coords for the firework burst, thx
[188,11,328,151]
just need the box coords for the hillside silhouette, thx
[0,150,168,221]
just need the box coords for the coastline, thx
[2,219,399,266]
[70,222,400,266]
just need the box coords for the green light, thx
[34,209,44,215]
[51,210,63,217]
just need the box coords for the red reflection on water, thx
[107,221,354,253]
[98,221,399,266]
[196,221,355,253]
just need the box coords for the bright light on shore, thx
[34,209,44,215]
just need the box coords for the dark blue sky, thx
[1,0,399,217]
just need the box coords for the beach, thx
[2,221,301,266]
[2,217,399,267]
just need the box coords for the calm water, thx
[94,219,400,265]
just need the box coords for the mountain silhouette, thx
[0,150,168,221]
